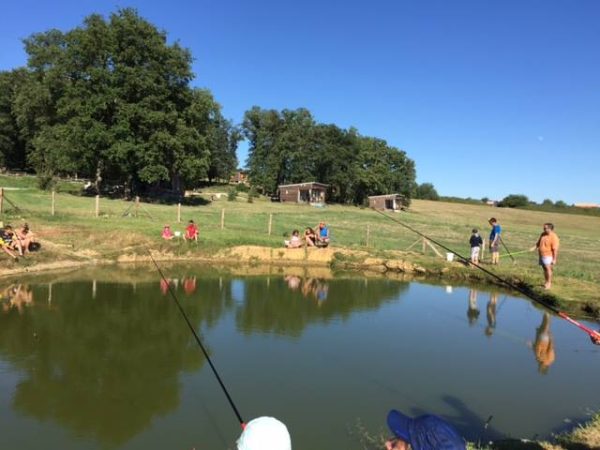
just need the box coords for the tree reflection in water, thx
[0,273,408,446]
[0,279,233,447]
[236,275,409,336]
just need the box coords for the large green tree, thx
[4,8,236,195]
[242,106,416,204]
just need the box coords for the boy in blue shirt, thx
[488,218,501,265]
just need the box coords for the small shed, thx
[278,182,328,204]
[368,194,406,211]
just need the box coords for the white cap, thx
[237,416,291,450]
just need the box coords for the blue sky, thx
[1,0,599,203]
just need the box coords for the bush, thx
[227,188,237,201]
[235,183,249,193]
[36,173,56,191]
[247,186,258,203]
[499,194,529,208]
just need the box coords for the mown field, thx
[1,174,599,309]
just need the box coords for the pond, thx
[1,267,599,449]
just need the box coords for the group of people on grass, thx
[236,409,466,450]
[284,221,330,249]
[469,218,560,289]
[0,223,37,261]
[161,220,199,242]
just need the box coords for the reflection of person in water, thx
[299,278,330,303]
[533,313,555,374]
[284,275,301,290]
[1,284,34,313]
[160,278,172,296]
[467,289,480,325]
[485,292,498,337]
[183,277,197,295]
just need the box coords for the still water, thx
[1,267,599,449]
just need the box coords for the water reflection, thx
[0,281,213,447]
[236,275,407,336]
[1,283,34,314]
[467,288,480,325]
[533,313,555,374]
[0,272,596,449]
[485,292,498,337]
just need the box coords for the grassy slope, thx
[0,174,599,310]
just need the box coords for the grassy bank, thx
[1,174,599,314]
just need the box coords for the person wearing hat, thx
[385,409,466,450]
[237,416,291,450]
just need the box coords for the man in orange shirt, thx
[531,223,559,289]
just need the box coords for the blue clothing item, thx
[489,224,501,241]
[387,410,466,450]
[319,226,329,238]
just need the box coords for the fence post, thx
[0,187,4,215]
[95,195,100,217]
[177,203,181,223]
[268,213,273,235]
[366,224,371,247]
[135,196,140,217]
[221,208,225,230]
[51,190,55,216]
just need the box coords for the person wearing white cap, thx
[237,416,292,450]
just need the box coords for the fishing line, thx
[499,250,531,258]
[371,208,600,344]
[147,250,246,429]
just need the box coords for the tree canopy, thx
[0,8,238,195]
[242,106,416,204]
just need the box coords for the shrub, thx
[227,188,237,201]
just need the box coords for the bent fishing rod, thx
[371,208,600,344]
[147,250,246,429]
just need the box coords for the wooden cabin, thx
[368,194,406,211]
[278,182,328,204]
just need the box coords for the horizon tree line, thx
[0,8,417,204]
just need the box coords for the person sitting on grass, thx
[0,226,18,260]
[304,227,316,247]
[184,220,199,242]
[315,221,330,247]
[2,225,23,257]
[284,230,302,248]
[16,223,34,254]
[161,224,175,240]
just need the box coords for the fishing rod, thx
[147,250,246,429]
[371,208,600,344]
[498,236,515,263]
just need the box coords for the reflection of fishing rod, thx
[371,208,600,344]
[147,250,246,429]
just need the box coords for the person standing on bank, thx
[531,223,559,289]
[469,228,483,265]
[488,218,501,265]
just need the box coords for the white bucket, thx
[446,252,454,262]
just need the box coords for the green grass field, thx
[1,174,599,309]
